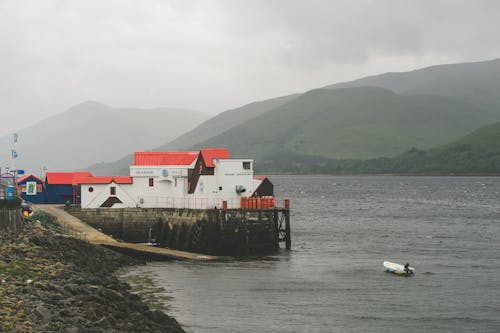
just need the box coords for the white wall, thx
[190,159,254,208]
[130,166,191,208]
[80,159,257,209]
[80,182,137,208]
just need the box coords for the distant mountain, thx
[325,58,500,115]
[157,94,300,151]
[92,58,500,175]
[190,86,494,161]
[188,59,500,168]
[88,94,299,175]
[0,101,208,173]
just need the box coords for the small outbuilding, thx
[45,172,93,204]
[76,176,134,208]
[16,174,45,204]
[252,176,274,197]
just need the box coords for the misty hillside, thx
[326,58,500,114]
[92,58,500,175]
[0,101,207,173]
[324,121,500,175]
[381,120,500,174]
[189,87,494,161]
[88,94,299,175]
[255,120,500,174]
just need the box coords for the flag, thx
[11,150,18,159]
[13,132,18,143]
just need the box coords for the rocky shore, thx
[0,218,185,333]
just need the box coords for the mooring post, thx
[285,210,291,250]
[273,210,279,250]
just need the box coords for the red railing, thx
[137,196,290,210]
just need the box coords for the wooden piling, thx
[273,210,279,250]
[285,210,291,250]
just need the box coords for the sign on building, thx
[26,181,37,195]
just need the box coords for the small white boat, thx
[384,261,414,276]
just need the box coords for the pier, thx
[65,205,291,256]
[35,205,219,261]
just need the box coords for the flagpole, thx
[12,130,17,196]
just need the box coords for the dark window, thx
[110,187,116,195]
[88,187,94,192]
[219,186,223,191]
[149,178,154,187]
[243,162,251,170]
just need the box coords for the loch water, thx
[126,175,500,332]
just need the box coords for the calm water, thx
[126,175,500,332]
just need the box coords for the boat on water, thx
[384,261,414,276]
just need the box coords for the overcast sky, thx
[1,0,500,137]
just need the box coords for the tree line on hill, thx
[255,121,500,175]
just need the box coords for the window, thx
[219,186,223,191]
[88,187,94,193]
[110,187,116,195]
[243,161,251,170]
[149,178,154,187]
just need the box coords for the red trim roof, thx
[75,176,133,185]
[17,174,44,184]
[200,148,231,167]
[253,176,268,181]
[134,152,198,166]
[46,172,93,185]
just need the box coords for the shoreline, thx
[0,220,184,332]
[260,172,500,177]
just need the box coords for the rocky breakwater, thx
[0,222,184,332]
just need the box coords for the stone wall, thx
[66,207,280,255]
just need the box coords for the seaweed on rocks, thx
[0,223,185,333]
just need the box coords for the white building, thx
[78,148,273,209]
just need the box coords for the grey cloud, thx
[1,0,499,137]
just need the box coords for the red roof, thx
[17,174,44,184]
[134,152,198,166]
[253,176,268,181]
[200,148,231,167]
[75,176,133,185]
[46,172,93,185]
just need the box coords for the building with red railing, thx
[78,148,278,210]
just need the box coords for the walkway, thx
[34,205,219,261]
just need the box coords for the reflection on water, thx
[125,176,500,332]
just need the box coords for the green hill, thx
[90,58,500,175]
[156,94,300,151]
[0,101,207,173]
[260,121,500,174]
[190,87,494,161]
[365,121,500,174]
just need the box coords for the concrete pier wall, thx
[66,207,281,255]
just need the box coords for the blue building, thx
[45,172,93,204]
[16,174,45,204]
